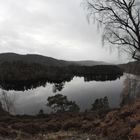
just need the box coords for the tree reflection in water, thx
[53,82,65,93]
[0,74,122,91]
[0,73,125,115]
[120,74,140,106]
[84,74,121,82]
[0,90,16,114]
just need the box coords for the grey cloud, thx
[0,0,128,63]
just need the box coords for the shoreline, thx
[0,99,139,140]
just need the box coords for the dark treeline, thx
[0,61,73,82]
[119,61,140,75]
[0,61,123,90]
[70,65,123,76]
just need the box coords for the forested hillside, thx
[119,61,140,75]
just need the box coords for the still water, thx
[0,74,139,115]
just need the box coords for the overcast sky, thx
[0,0,129,63]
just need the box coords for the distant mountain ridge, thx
[0,53,109,67]
[70,60,109,66]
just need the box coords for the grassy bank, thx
[0,99,140,140]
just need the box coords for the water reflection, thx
[53,82,65,93]
[0,80,47,91]
[1,73,139,115]
[0,74,122,91]
[120,74,140,106]
[0,90,16,114]
[84,74,121,82]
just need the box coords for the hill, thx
[0,53,123,90]
[0,53,68,67]
[0,53,108,67]
[69,60,109,66]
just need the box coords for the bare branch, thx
[85,0,140,61]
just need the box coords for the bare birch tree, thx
[85,0,140,61]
